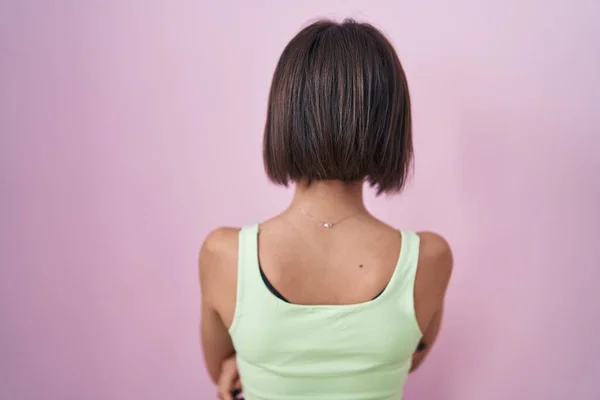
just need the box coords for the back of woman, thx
[200,18,453,400]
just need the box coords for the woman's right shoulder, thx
[411,232,453,332]
[414,231,453,288]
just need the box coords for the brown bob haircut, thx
[263,19,413,195]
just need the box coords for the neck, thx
[288,180,367,219]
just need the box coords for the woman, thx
[199,18,453,400]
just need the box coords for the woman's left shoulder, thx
[202,227,240,253]
[198,227,241,279]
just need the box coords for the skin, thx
[199,180,453,399]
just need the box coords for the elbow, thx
[409,358,423,373]
[207,365,220,385]
[409,340,428,373]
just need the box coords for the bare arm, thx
[410,307,443,372]
[199,228,238,383]
[409,231,453,373]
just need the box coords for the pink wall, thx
[1,1,599,399]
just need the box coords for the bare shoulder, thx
[415,231,453,287]
[200,227,240,259]
[198,227,240,288]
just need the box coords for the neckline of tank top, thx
[258,262,386,303]
[248,223,410,311]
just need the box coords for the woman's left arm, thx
[199,228,238,383]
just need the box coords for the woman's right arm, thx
[409,231,453,373]
[410,306,443,372]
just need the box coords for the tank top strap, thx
[399,230,421,286]
[229,224,263,334]
[239,223,263,286]
[382,231,421,314]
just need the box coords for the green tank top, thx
[229,224,423,400]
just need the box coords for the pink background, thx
[1,1,599,399]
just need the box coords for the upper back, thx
[203,216,450,400]
[256,216,406,306]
